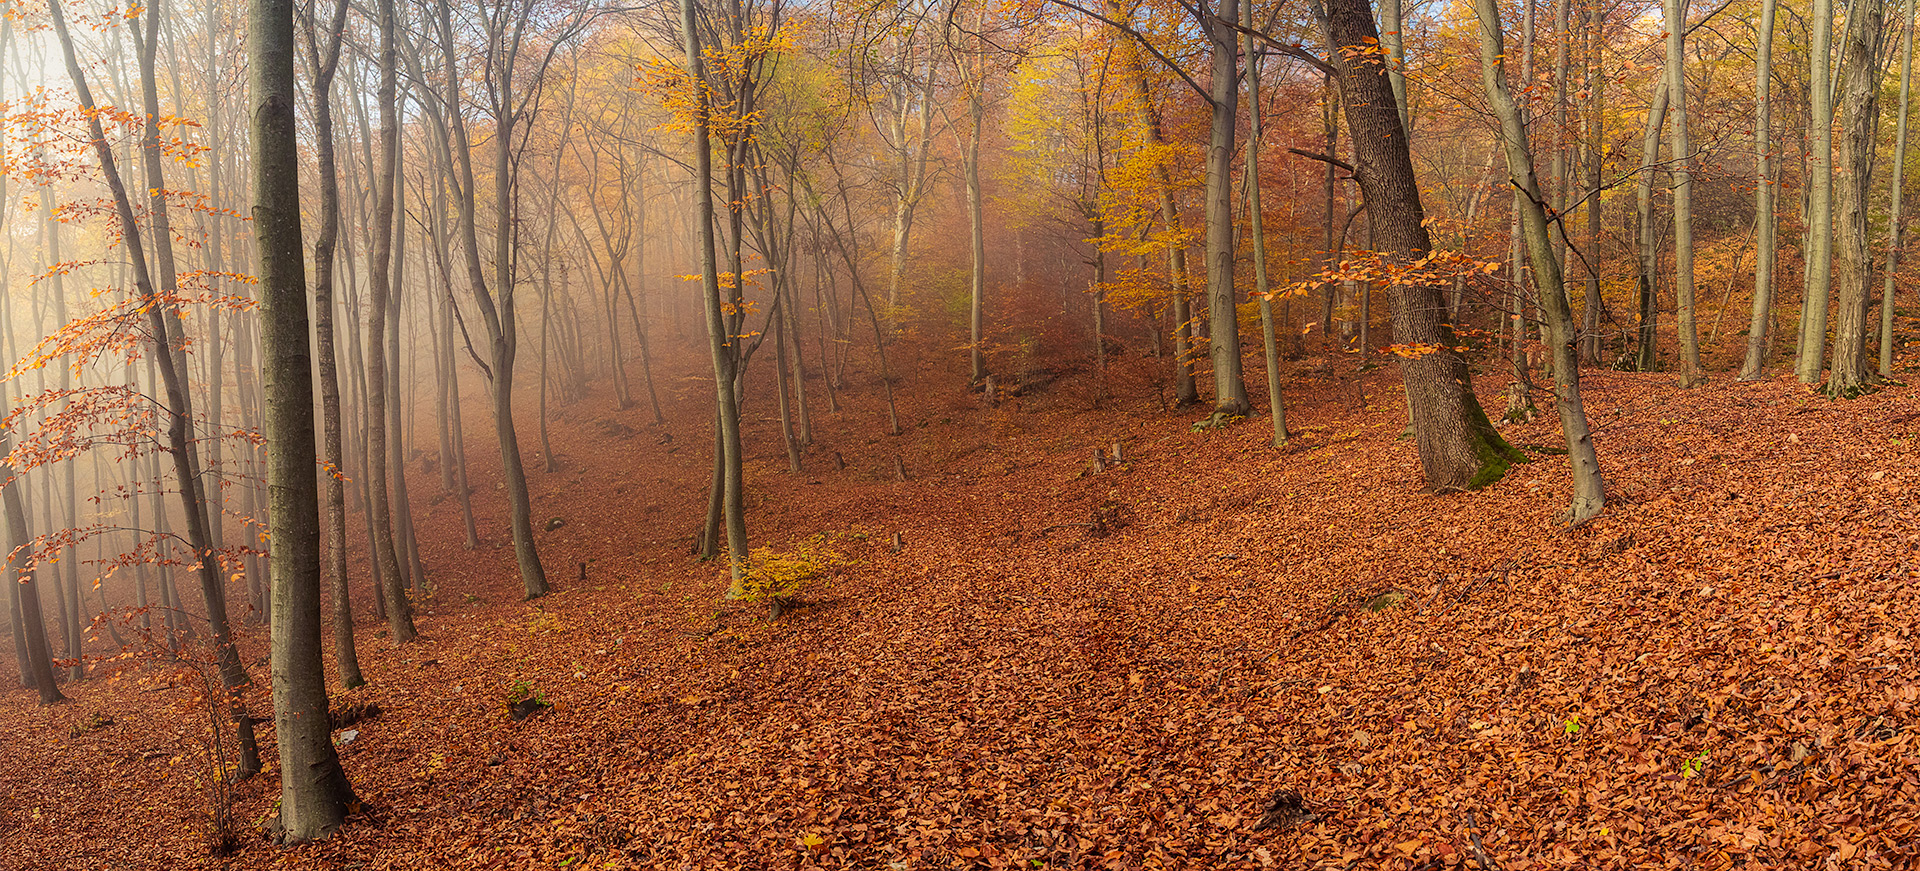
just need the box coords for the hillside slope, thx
[3,350,1917,871]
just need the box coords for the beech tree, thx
[250,0,356,838]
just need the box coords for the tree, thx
[366,0,418,639]
[1881,0,1915,377]
[1828,0,1894,395]
[250,0,356,838]
[1740,0,1779,381]
[298,0,365,687]
[47,0,261,778]
[1473,0,1605,523]
[1798,0,1837,384]
[1662,0,1704,387]
[1314,0,1524,490]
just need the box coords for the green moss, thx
[1465,400,1528,490]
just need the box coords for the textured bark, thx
[250,0,356,837]
[1322,0,1523,491]
[1201,0,1249,416]
[1829,0,1892,395]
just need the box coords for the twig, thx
[1466,810,1503,871]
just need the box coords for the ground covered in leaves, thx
[3,346,1918,870]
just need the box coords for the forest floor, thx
[3,341,1919,871]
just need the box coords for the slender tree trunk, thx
[1634,82,1670,371]
[1663,0,1705,386]
[49,0,257,774]
[1742,0,1780,380]
[1882,0,1914,376]
[1799,0,1838,383]
[251,0,356,836]
[1475,0,1606,523]
[300,0,364,687]
[1246,0,1286,445]
[684,0,749,595]
[1582,0,1605,365]
[367,0,416,640]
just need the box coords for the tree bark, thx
[1798,0,1837,383]
[1829,0,1893,395]
[1662,0,1705,386]
[1474,0,1606,524]
[250,0,356,837]
[367,0,417,640]
[1882,0,1914,377]
[1321,0,1523,490]
[1741,0,1780,380]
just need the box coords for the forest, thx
[1,0,1918,864]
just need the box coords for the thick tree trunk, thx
[1474,0,1606,524]
[1829,0,1892,395]
[1322,0,1523,490]
[1202,0,1249,416]
[1,429,62,703]
[250,0,356,837]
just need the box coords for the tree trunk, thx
[1663,0,1706,386]
[1829,0,1893,395]
[1798,0,1837,383]
[367,0,417,640]
[300,0,364,687]
[1633,82,1669,371]
[50,0,257,774]
[1882,0,1914,377]
[1741,0,1780,380]
[1474,0,1606,524]
[250,0,357,836]
[1322,0,1524,490]
[1202,0,1250,416]
[684,0,750,595]
[1246,0,1287,445]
